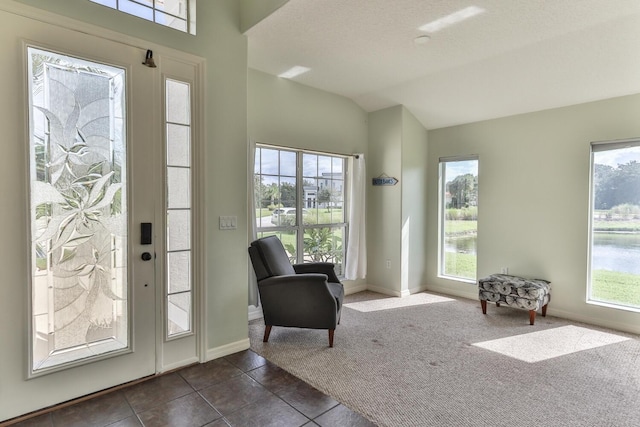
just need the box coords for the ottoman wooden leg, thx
[542,293,550,317]
[529,310,536,325]
[481,299,487,314]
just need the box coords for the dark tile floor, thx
[7,350,376,427]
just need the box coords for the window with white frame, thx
[254,145,347,275]
[439,157,478,281]
[90,0,196,34]
[165,78,193,337]
[589,140,640,310]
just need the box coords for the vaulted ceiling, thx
[246,0,640,129]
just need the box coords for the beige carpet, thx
[249,291,640,427]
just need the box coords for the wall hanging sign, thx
[372,173,398,186]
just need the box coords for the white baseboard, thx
[424,284,477,301]
[248,305,263,321]
[425,284,640,335]
[347,284,429,298]
[205,338,250,361]
[365,284,403,297]
[344,283,367,295]
[546,307,640,335]
[408,285,430,295]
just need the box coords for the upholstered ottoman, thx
[478,274,551,325]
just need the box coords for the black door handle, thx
[141,252,152,261]
[141,223,152,245]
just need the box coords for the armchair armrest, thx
[259,273,328,289]
[257,273,338,329]
[293,263,340,283]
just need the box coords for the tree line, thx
[594,161,640,210]
[445,160,640,213]
[446,173,478,209]
[254,178,340,209]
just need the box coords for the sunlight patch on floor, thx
[472,325,630,363]
[344,293,455,312]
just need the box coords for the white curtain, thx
[345,154,367,280]
[248,140,259,306]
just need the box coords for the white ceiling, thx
[246,0,640,130]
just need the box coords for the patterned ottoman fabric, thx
[478,274,551,325]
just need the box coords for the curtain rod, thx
[256,142,361,159]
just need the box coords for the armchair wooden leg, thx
[263,325,272,342]
[328,329,335,348]
[529,310,536,325]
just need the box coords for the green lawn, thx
[306,208,344,224]
[256,208,271,218]
[444,252,476,280]
[259,230,296,246]
[443,220,476,278]
[444,220,477,235]
[256,208,344,223]
[591,269,640,307]
[592,220,640,232]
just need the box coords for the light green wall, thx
[13,0,250,351]
[248,68,369,291]
[367,106,429,296]
[240,0,289,33]
[248,68,368,155]
[401,108,428,295]
[426,93,640,334]
[367,106,403,294]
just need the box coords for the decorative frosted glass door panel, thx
[28,48,129,372]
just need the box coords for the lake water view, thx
[445,233,640,275]
[591,233,640,274]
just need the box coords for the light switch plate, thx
[219,215,237,230]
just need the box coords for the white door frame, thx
[0,2,206,421]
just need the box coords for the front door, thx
[0,7,199,420]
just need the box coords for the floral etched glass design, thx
[28,47,128,372]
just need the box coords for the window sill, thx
[437,275,477,285]
[586,299,640,314]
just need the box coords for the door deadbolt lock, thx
[141,252,152,261]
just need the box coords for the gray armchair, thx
[248,235,344,347]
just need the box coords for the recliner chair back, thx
[249,236,295,280]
